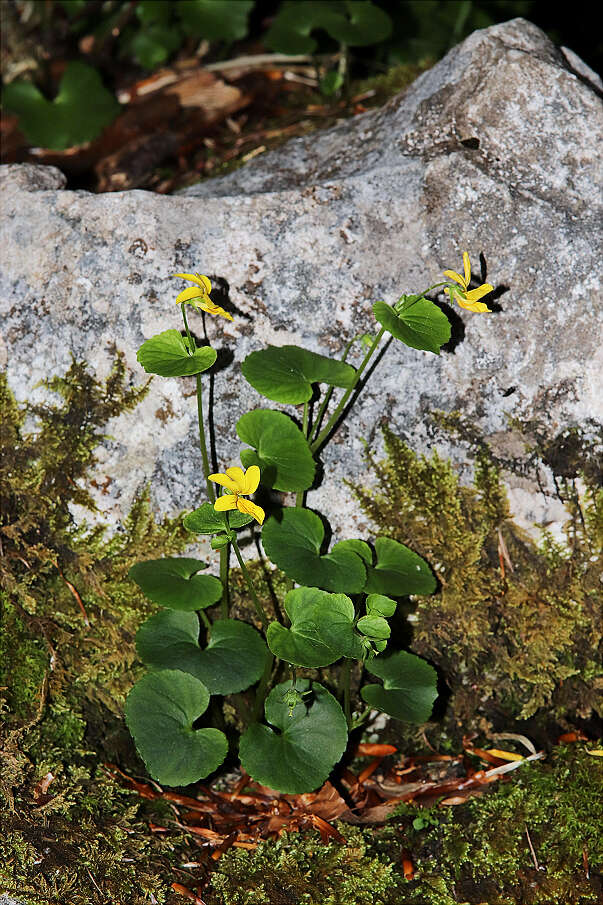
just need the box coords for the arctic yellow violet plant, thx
[125,251,495,794]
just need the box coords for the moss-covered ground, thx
[1,362,601,904]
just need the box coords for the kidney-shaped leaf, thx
[361,651,438,723]
[239,680,348,793]
[136,610,269,695]
[267,586,363,667]
[262,508,366,593]
[237,409,315,492]
[125,670,228,785]
[137,329,217,377]
[129,557,222,611]
[366,594,397,618]
[356,615,390,641]
[373,298,450,354]
[183,502,252,535]
[242,345,356,405]
[365,537,436,596]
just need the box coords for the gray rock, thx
[1,18,601,554]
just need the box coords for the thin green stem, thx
[252,654,274,723]
[181,304,214,502]
[231,534,269,629]
[199,609,211,631]
[310,327,386,454]
[295,401,310,507]
[342,659,352,729]
[311,336,356,444]
[219,543,229,618]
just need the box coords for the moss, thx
[0,359,193,904]
[205,826,400,905]
[352,426,602,734]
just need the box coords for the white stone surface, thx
[1,19,601,549]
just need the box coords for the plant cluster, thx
[125,254,494,792]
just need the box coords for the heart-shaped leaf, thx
[242,345,356,405]
[137,330,217,377]
[183,502,252,535]
[361,651,438,723]
[373,298,451,354]
[366,594,397,618]
[237,409,315,492]
[129,558,222,611]
[176,0,254,41]
[239,680,348,793]
[261,508,366,593]
[365,538,436,596]
[356,615,390,640]
[125,670,228,785]
[265,1,392,54]
[136,611,270,695]
[267,586,364,667]
[2,61,120,150]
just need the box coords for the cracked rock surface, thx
[1,18,601,550]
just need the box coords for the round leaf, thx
[242,345,356,404]
[366,594,397,618]
[176,0,253,42]
[136,611,270,695]
[125,670,228,785]
[356,615,390,641]
[239,680,348,793]
[365,537,436,596]
[137,329,217,377]
[373,298,451,354]
[261,508,366,593]
[237,409,315,492]
[266,586,363,667]
[361,651,438,723]
[129,557,222,611]
[184,502,252,535]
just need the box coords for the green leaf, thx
[320,70,344,96]
[361,651,438,723]
[239,680,348,793]
[183,502,252,535]
[176,0,253,41]
[266,586,363,667]
[261,508,366,593]
[136,611,269,695]
[365,594,397,618]
[356,615,390,640]
[129,557,222,611]
[130,25,181,69]
[237,409,315,492]
[242,345,355,405]
[265,1,392,54]
[365,537,436,596]
[2,62,120,151]
[137,330,217,378]
[125,670,227,785]
[373,298,451,354]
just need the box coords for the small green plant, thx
[122,252,495,793]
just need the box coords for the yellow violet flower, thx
[443,252,493,312]
[209,465,265,525]
[173,272,233,321]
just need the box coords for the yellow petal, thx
[200,302,234,321]
[586,749,603,757]
[173,273,211,292]
[462,252,471,285]
[225,467,247,492]
[457,296,491,313]
[176,286,206,304]
[242,464,260,495]
[214,494,238,512]
[465,283,494,302]
[209,473,240,493]
[237,497,265,525]
[443,270,467,290]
